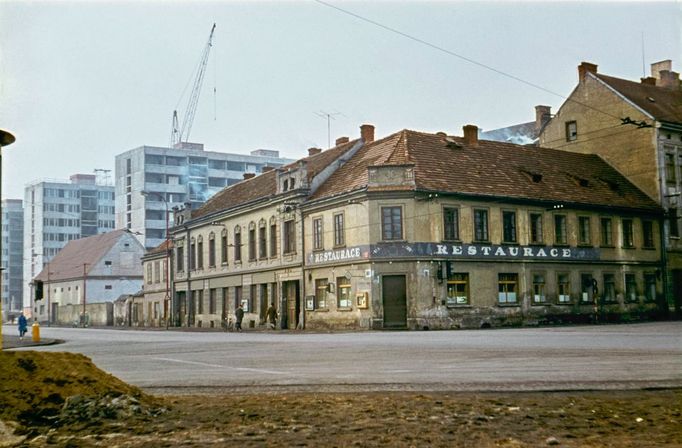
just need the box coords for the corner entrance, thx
[382,275,407,329]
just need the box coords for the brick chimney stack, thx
[360,124,375,143]
[658,70,681,90]
[308,147,322,156]
[335,136,349,146]
[463,125,478,145]
[535,105,552,131]
[243,172,256,180]
[651,60,672,79]
[578,62,598,82]
[640,77,657,86]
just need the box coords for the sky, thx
[0,0,680,200]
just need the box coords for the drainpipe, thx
[185,224,191,327]
[300,207,306,330]
[659,214,671,317]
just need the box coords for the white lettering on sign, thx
[312,247,362,264]
[436,245,448,255]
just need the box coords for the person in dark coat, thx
[265,303,278,329]
[235,304,244,332]
[18,313,28,339]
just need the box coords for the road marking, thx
[151,357,289,375]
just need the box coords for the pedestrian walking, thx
[235,304,244,332]
[265,303,278,329]
[17,313,28,340]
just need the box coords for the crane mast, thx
[170,23,216,148]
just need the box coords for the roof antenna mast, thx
[314,110,343,148]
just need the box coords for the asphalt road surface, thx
[5,322,682,393]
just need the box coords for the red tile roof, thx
[35,230,139,282]
[191,139,359,219]
[596,73,682,123]
[311,129,661,212]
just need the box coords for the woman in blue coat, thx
[18,313,28,339]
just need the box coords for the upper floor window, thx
[600,218,613,246]
[642,220,655,248]
[554,215,567,245]
[234,227,242,262]
[208,233,216,267]
[622,219,634,248]
[473,209,489,242]
[530,213,543,244]
[176,245,184,272]
[283,219,296,254]
[190,238,197,270]
[502,210,517,243]
[565,121,578,141]
[665,153,677,184]
[443,207,459,241]
[269,220,277,257]
[259,222,267,259]
[578,216,591,245]
[196,236,204,269]
[381,206,403,241]
[221,230,228,264]
[333,213,345,247]
[248,225,256,261]
[313,217,324,250]
[669,208,679,238]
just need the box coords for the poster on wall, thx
[356,292,368,309]
[305,295,315,311]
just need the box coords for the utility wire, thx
[313,0,633,123]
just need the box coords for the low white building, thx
[33,229,144,325]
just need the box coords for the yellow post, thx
[32,321,40,343]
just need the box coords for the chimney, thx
[243,172,256,180]
[360,124,375,143]
[651,60,672,79]
[640,76,657,86]
[658,70,681,90]
[463,124,478,145]
[262,166,274,173]
[535,105,552,131]
[578,62,598,82]
[308,147,322,156]
[335,136,349,146]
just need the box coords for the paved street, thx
[4,322,681,392]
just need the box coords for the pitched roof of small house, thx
[595,73,682,123]
[191,139,359,219]
[35,230,142,282]
[310,128,661,213]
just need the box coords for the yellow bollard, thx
[32,322,40,343]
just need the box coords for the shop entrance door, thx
[382,275,407,329]
[282,281,300,330]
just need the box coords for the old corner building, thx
[157,123,664,331]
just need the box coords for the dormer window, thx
[283,179,289,191]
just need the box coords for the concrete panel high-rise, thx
[2,199,24,320]
[23,174,115,316]
[115,142,294,249]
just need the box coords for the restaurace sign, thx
[307,243,600,265]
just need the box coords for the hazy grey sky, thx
[1,1,680,200]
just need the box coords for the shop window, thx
[530,213,543,244]
[196,290,204,314]
[443,207,459,241]
[250,285,257,314]
[644,274,657,302]
[337,277,352,308]
[554,215,567,245]
[315,278,328,309]
[474,209,489,242]
[580,274,594,303]
[622,219,634,248]
[381,206,403,241]
[603,274,616,302]
[600,218,613,246]
[532,274,546,303]
[446,273,469,305]
[625,274,637,302]
[334,213,345,247]
[502,211,517,243]
[557,273,571,303]
[578,216,591,245]
[498,273,518,304]
[209,288,217,313]
[313,217,324,250]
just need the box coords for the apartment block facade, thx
[2,199,23,319]
[114,143,294,249]
[23,174,115,315]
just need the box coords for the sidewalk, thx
[1,335,62,350]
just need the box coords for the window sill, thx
[497,303,520,307]
[312,248,325,253]
[529,242,545,246]
[556,301,573,306]
[642,247,656,251]
[312,308,329,312]
[446,304,471,308]
[333,245,347,250]
[599,245,615,249]
[501,242,519,246]
[531,302,550,306]
[577,243,593,248]
[337,307,353,312]
[441,239,462,244]
[621,246,636,250]
[553,243,569,247]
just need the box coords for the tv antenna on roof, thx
[314,110,344,148]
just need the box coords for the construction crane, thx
[170,23,216,148]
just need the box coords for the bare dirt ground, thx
[2,351,681,447]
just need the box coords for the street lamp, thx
[0,129,16,351]
[141,190,171,328]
